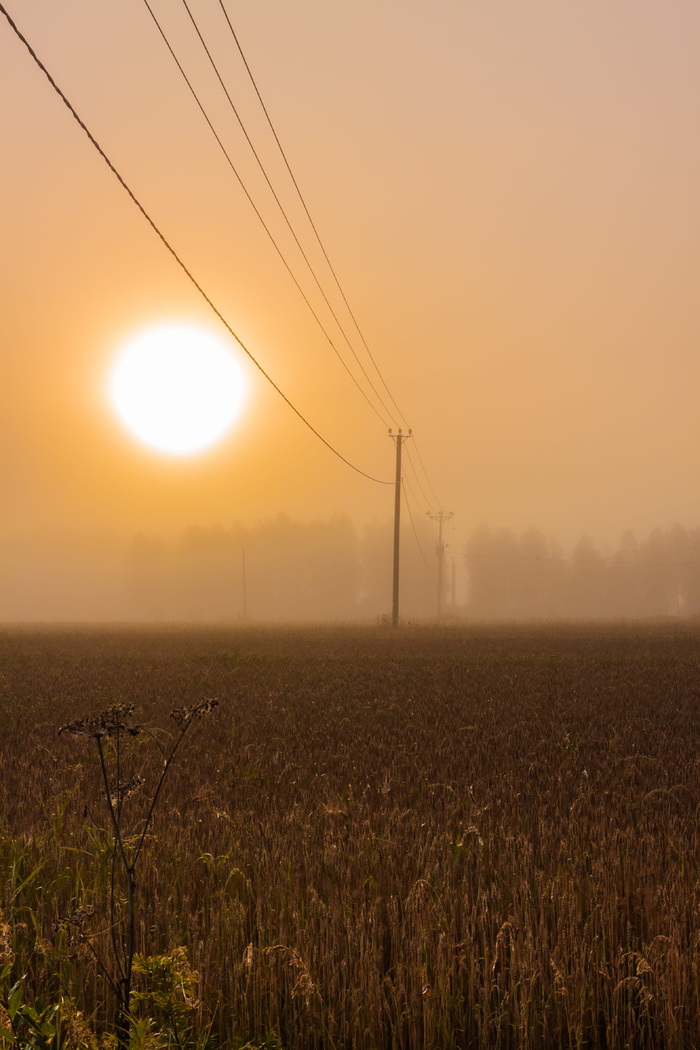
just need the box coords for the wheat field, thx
[0,623,699,1048]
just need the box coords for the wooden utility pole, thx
[241,547,247,620]
[390,429,411,627]
[428,511,453,621]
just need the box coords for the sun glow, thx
[108,323,248,456]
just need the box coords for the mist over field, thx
[3,2,699,604]
[2,519,698,623]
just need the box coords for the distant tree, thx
[639,525,699,617]
[464,526,519,618]
[358,516,435,620]
[568,536,608,618]
[609,530,642,617]
[240,514,360,621]
[464,527,566,619]
[126,534,173,619]
[512,528,566,618]
[177,525,245,620]
[308,515,361,618]
[686,528,700,615]
[174,515,361,622]
[357,520,391,618]
[463,524,700,622]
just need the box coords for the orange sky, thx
[2,0,699,557]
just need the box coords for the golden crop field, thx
[0,623,699,1049]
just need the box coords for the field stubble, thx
[0,623,699,1048]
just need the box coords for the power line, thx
[178,0,402,431]
[402,442,446,541]
[411,436,443,509]
[0,3,391,487]
[216,2,448,513]
[401,464,431,521]
[401,480,432,570]
[217,0,411,433]
[401,429,445,518]
[140,0,392,431]
[403,444,434,513]
[400,467,422,515]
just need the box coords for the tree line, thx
[464,524,700,619]
[1,518,698,621]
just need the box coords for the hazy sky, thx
[2,0,699,553]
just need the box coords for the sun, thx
[108,322,248,456]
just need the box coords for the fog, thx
[2,2,699,618]
[2,520,698,623]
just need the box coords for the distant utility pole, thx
[241,547,247,620]
[428,511,454,621]
[390,429,411,627]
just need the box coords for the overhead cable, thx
[403,445,435,513]
[401,468,428,522]
[216,1,446,511]
[217,0,411,432]
[0,4,391,486]
[141,0,393,431]
[411,437,443,508]
[178,0,401,430]
[401,480,433,570]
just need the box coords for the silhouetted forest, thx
[1,519,698,621]
[464,524,700,620]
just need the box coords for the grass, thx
[0,622,699,1048]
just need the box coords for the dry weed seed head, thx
[59,703,141,739]
[52,905,97,960]
[109,775,145,809]
[170,698,219,729]
[53,904,96,934]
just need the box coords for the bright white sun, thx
[108,323,248,456]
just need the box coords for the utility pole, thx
[241,547,247,620]
[390,429,411,627]
[427,511,453,621]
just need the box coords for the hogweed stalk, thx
[58,699,219,1047]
